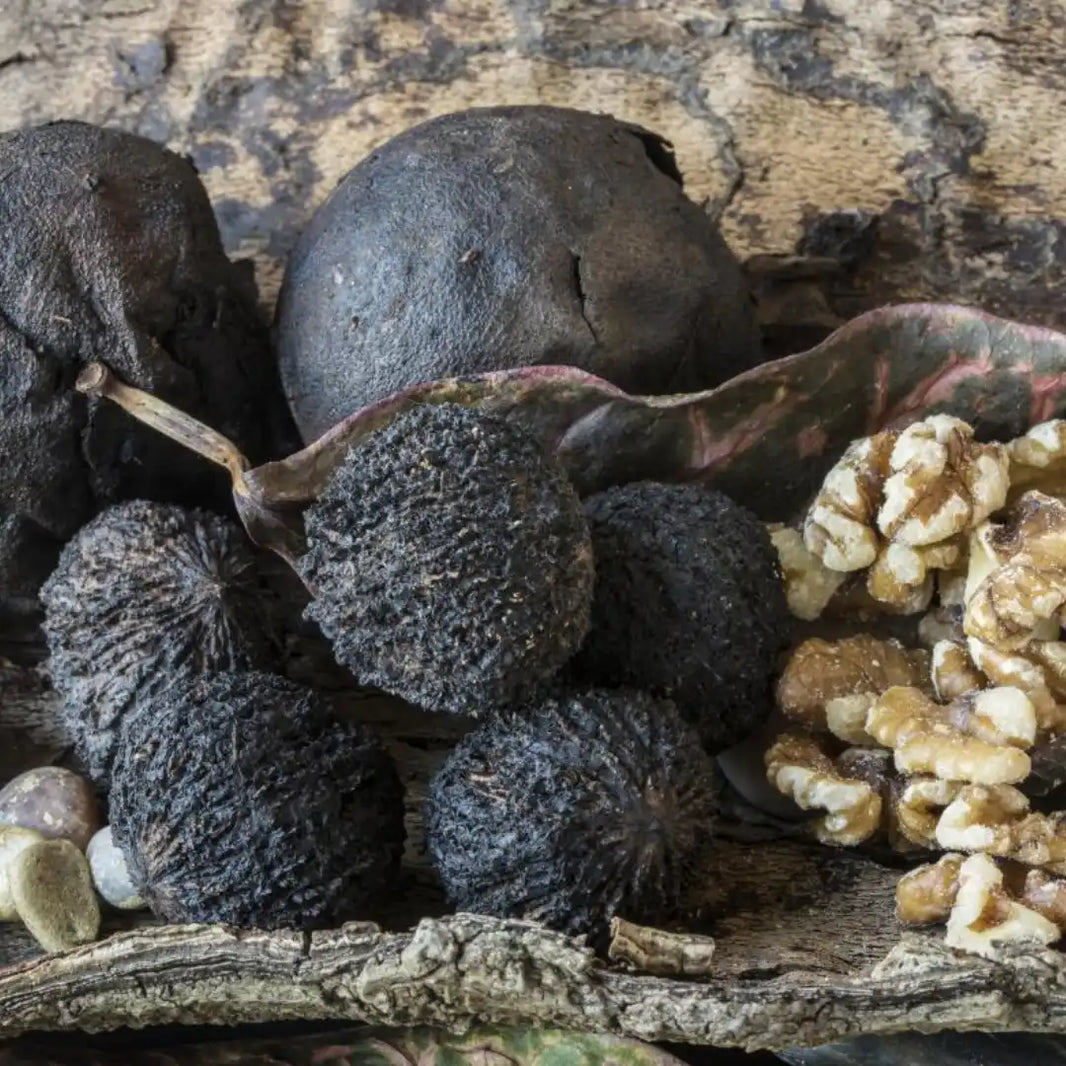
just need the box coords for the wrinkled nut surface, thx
[805,416,1009,612]
[0,826,45,921]
[9,839,101,953]
[965,492,1066,652]
[866,686,1033,784]
[0,767,101,853]
[944,853,1060,959]
[803,435,891,572]
[86,826,144,911]
[947,687,1037,748]
[767,524,846,621]
[897,853,964,924]
[776,635,930,738]
[764,733,882,846]
[895,776,962,849]
[1021,868,1066,928]
[1009,419,1066,498]
[932,641,985,702]
[968,636,1066,734]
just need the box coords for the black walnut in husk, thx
[297,403,594,716]
[274,105,763,442]
[0,120,296,614]
[426,688,721,942]
[108,671,405,930]
[571,482,791,753]
[40,501,278,786]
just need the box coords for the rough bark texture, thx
[1,1,1061,351]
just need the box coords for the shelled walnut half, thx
[803,415,1009,613]
[898,853,1063,959]
[776,635,930,743]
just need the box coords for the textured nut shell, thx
[0,767,101,852]
[9,839,100,953]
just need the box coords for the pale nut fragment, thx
[87,826,144,911]
[766,524,846,621]
[944,853,1060,959]
[764,733,882,846]
[897,853,964,924]
[1008,419,1066,498]
[866,686,1033,784]
[947,687,1037,749]
[932,641,985,703]
[935,783,1032,854]
[968,636,1066,734]
[965,492,1066,651]
[895,776,962,849]
[776,635,931,738]
[865,541,955,614]
[878,416,1009,546]
[919,602,967,648]
[803,435,891,572]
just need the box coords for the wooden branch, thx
[0,911,1064,1052]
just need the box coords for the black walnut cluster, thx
[41,501,278,785]
[0,120,296,614]
[427,687,721,942]
[297,402,594,716]
[571,482,792,753]
[109,671,405,931]
[274,105,763,442]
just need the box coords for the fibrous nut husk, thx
[0,120,297,615]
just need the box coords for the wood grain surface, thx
[2,0,1061,346]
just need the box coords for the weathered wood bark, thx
[2,1,1063,349]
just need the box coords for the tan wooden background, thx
[3,0,1063,346]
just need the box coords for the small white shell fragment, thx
[87,826,145,911]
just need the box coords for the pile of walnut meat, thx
[765,413,1066,959]
[30,397,788,942]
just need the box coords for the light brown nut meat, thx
[935,784,1031,853]
[931,641,985,702]
[947,687,1037,748]
[767,524,846,621]
[867,686,1033,784]
[895,776,962,849]
[935,784,1066,876]
[803,435,892,572]
[1008,419,1066,499]
[897,853,965,924]
[877,416,1009,547]
[805,416,1008,613]
[945,853,1060,959]
[965,492,1066,651]
[1021,868,1066,928]
[776,635,931,737]
[969,636,1066,734]
[764,733,882,846]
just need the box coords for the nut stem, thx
[76,363,250,484]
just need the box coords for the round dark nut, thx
[298,403,593,715]
[569,482,792,753]
[274,105,763,443]
[427,687,722,943]
[0,767,101,852]
[109,672,406,930]
[41,500,278,785]
[0,120,297,613]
